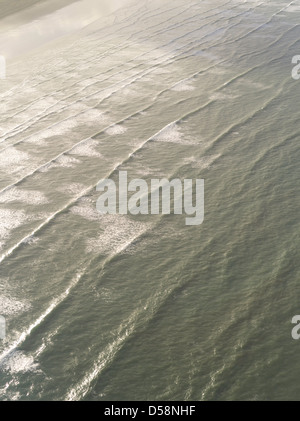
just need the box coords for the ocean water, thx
[0,0,299,401]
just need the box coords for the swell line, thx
[1,0,253,142]
[0,0,213,122]
[0,119,178,265]
[0,271,84,365]
[224,0,297,46]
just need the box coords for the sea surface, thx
[0,0,299,401]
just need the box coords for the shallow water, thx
[0,0,300,401]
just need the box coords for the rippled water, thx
[0,0,299,401]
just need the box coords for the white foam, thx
[171,81,195,92]
[0,188,49,205]
[25,108,107,145]
[96,287,115,303]
[105,124,127,136]
[86,214,149,255]
[1,351,38,374]
[0,209,28,247]
[0,148,30,169]
[0,272,83,366]
[0,295,30,316]
[71,205,100,221]
[39,155,80,172]
[0,209,50,251]
[26,119,79,144]
[152,122,181,143]
[70,138,102,157]
[152,122,194,145]
[22,235,39,245]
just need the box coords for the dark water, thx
[0,0,299,400]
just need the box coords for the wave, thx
[0,117,184,264]
[0,271,84,366]
[0,0,256,147]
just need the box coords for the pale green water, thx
[0,0,299,401]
